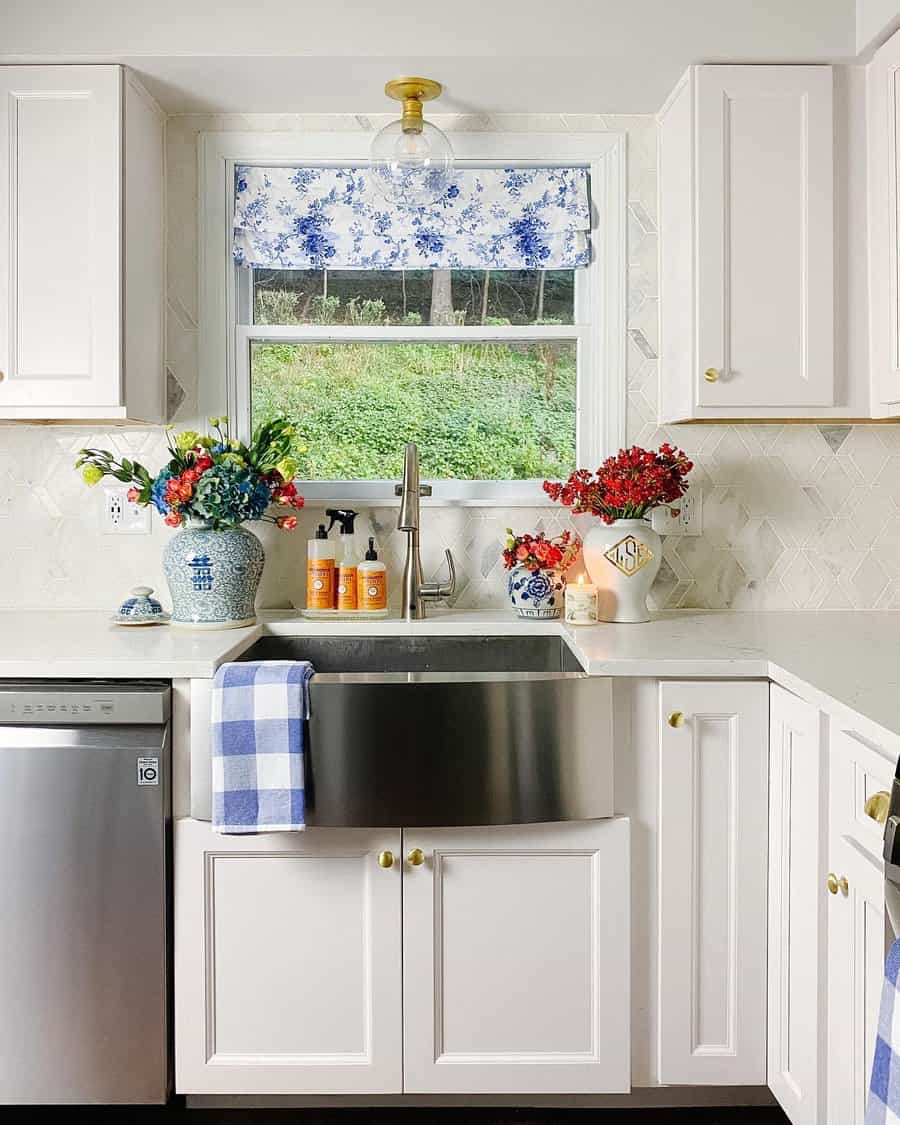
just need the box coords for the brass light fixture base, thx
[384,76,443,135]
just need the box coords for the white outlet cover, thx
[102,485,151,535]
[651,486,702,537]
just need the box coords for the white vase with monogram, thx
[581,518,661,623]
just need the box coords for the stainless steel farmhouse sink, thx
[226,635,614,828]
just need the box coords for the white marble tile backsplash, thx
[3,111,898,612]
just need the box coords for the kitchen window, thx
[201,132,626,502]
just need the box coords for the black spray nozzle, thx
[365,537,377,561]
[325,508,358,534]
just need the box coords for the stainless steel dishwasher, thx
[0,681,170,1104]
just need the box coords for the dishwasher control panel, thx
[0,682,170,725]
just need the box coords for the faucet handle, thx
[421,549,456,600]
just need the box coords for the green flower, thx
[276,457,299,482]
[82,464,104,486]
[174,430,199,451]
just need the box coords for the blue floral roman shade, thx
[233,166,592,271]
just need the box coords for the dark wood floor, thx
[0,1109,791,1124]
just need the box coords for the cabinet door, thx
[695,65,833,409]
[826,731,893,1125]
[174,819,402,1094]
[767,685,827,1125]
[826,838,885,1125]
[0,66,122,410]
[658,680,769,1085]
[402,819,630,1094]
[869,28,900,413]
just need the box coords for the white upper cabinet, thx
[868,28,900,415]
[0,65,164,422]
[657,679,769,1085]
[659,65,835,420]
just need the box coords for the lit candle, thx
[565,573,598,625]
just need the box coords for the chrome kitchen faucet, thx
[396,442,456,620]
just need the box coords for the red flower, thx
[182,468,200,485]
[502,529,580,573]
[164,511,182,528]
[276,515,298,530]
[291,495,305,510]
[543,445,693,523]
[126,487,140,503]
[194,455,213,473]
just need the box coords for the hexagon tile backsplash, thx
[4,421,900,612]
[3,113,900,612]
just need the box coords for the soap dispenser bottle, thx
[306,523,335,611]
[357,537,388,612]
[326,509,360,612]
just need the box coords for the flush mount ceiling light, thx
[370,77,454,208]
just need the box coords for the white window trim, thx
[199,130,626,506]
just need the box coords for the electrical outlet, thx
[102,485,151,535]
[651,485,702,537]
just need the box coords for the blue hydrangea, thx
[150,468,175,515]
[192,462,271,527]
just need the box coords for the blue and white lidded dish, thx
[112,586,170,626]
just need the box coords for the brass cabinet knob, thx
[377,850,394,869]
[826,872,839,895]
[667,711,685,728]
[704,367,720,383]
[839,876,849,895]
[407,847,425,867]
[865,790,891,825]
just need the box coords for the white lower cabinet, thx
[767,685,828,1125]
[658,680,769,1085]
[174,819,403,1094]
[175,816,631,1096]
[402,820,630,1094]
[826,730,893,1125]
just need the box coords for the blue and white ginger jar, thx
[507,565,566,619]
[162,522,265,630]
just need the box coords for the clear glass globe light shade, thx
[370,118,455,207]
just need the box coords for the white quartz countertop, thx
[2,608,900,745]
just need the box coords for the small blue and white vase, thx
[162,521,265,630]
[507,565,566,619]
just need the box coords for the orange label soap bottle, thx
[326,508,360,612]
[357,537,388,612]
[306,523,335,610]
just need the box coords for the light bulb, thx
[370,118,454,208]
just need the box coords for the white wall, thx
[5,88,900,614]
[858,0,900,53]
[1,0,856,115]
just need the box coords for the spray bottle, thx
[326,509,360,611]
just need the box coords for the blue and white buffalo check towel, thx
[211,660,313,834]
[868,938,900,1123]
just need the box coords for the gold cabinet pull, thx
[704,367,720,383]
[667,711,685,728]
[377,850,394,869]
[839,876,849,895]
[826,872,839,895]
[407,847,425,867]
[865,790,891,825]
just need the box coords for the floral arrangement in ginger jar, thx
[76,417,305,629]
[501,529,580,620]
[543,444,693,623]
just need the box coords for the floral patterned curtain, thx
[232,166,591,271]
